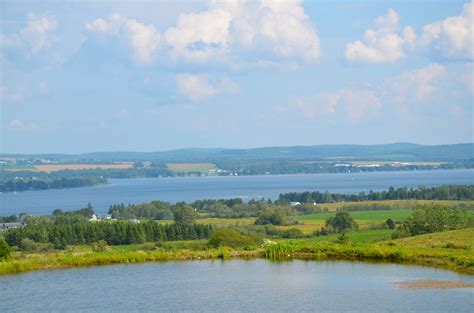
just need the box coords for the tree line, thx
[4,219,213,248]
[0,176,107,192]
[277,185,474,204]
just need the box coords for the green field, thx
[295,209,413,222]
[167,163,217,173]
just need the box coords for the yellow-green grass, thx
[266,228,474,274]
[2,229,473,275]
[391,228,474,249]
[167,163,217,173]
[315,199,474,212]
[196,217,256,226]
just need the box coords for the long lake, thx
[1,259,473,312]
[1,169,473,215]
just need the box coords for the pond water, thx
[1,169,473,215]
[0,260,472,312]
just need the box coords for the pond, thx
[1,260,473,312]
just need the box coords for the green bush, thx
[92,240,109,252]
[255,208,288,225]
[0,238,12,261]
[208,228,257,248]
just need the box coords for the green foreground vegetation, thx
[1,228,473,276]
[1,186,474,276]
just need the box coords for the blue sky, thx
[1,0,473,153]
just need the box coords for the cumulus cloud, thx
[85,1,319,66]
[0,14,57,54]
[176,74,239,101]
[419,1,473,60]
[383,63,446,104]
[165,0,320,62]
[345,8,415,63]
[86,13,161,64]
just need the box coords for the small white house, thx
[290,201,301,206]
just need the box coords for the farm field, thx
[295,209,413,222]
[350,161,447,166]
[314,199,474,211]
[167,163,217,173]
[34,163,134,172]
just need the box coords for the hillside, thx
[1,143,473,163]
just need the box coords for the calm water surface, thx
[1,260,473,312]
[1,169,473,215]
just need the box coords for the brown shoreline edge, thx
[393,279,474,290]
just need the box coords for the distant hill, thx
[2,143,473,163]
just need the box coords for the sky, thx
[0,0,473,154]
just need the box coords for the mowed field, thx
[34,163,134,172]
[167,163,217,173]
[314,199,474,212]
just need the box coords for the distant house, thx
[101,214,112,220]
[89,214,98,222]
[1,222,25,229]
[290,202,301,206]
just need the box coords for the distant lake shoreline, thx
[1,169,473,215]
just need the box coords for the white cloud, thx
[0,14,57,54]
[165,9,232,61]
[294,89,382,122]
[176,74,239,101]
[345,8,415,63]
[419,1,473,60]
[86,13,161,64]
[165,0,320,62]
[384,63,446,104]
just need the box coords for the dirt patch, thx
[393,279,474,290]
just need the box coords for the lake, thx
[0,260,472,312]
[1,169,473,215]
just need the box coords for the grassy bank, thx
[1,229,473,276]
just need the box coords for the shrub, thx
[386,218,396,229]
[0,238,12,261]
[255,208,288,225]
[208,228,257,248]
[336,233,349,244]
[21,238,39,252]
[92,240,109,252]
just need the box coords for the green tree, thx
[255,208,288,225]
[386,218,395,229]
[173,205,197,224]
[326,211,358,233]
[0,237,12,260]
